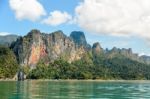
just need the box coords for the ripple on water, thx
[1,81,150,99]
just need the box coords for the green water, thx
[0,80,150,99]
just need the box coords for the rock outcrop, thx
[70,31,91,50]
[102,47,150,64]
[11,29,87,66]
[92,42,103,55]
[10,29,150,66]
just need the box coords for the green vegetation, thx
[0,45,150,80]
[26,52,150,80]
[0,46,18,78]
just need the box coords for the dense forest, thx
[26,52,150,80]
[0,45,150,80]
[0,46,18,78]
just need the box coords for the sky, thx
[0,0,150,56]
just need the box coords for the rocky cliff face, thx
[11,29,87,66]
[92,42,103,55]
[101,47,150,64]
[70,31,91,50]
[106,47,139,60]
[10,29,150,66]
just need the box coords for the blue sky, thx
[0,0,150,56]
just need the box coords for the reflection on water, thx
[0,81,150,99]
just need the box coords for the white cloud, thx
[75,0,150,39]
[139,53,150,56]
[0,32,11,36]
[9,0,46,21]
[42,10,72,26]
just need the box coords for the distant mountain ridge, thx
[7,29,150,66]
[105,47,150,64]
[0,35,18,46]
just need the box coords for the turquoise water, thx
[0,80,150,99]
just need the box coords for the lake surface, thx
[0,80,150,99]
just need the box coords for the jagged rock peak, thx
[92,42,102,49]
[50,30,67,39]
[51,30,64,35]
[111,47,119,52]
[70,31,87,46]
[92,42,103,54]
[110,47,132,53]
[11,29,88,66]
[27,29,41,36]
[121,48,132,54]
[128,48,132,54]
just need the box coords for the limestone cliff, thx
[10,29,150,66]
[92,42,104,55]
[70,31,91,50]
[11,29,87,66]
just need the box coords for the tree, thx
[0,46,18,78]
